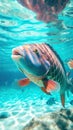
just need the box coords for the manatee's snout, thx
[11,46,24,60]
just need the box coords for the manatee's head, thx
[11,44,50,77]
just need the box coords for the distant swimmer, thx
[17,0,69,22]
[67,59,73,69]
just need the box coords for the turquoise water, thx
[0,0,73,129]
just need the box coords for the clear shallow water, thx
[0,0,73,129]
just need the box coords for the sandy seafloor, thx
[0,83,73,130]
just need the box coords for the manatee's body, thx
[12,43,73,107]
[17,0,69,22]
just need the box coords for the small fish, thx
[67,60,73,69]
[70,100,73,105]
[0,112,10,119]
[17,0,69,22]
[46,97,56,105]
[11,43,73,107]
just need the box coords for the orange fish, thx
[67,60,73,69]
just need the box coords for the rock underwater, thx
[23,109,73,130]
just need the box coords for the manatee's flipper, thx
[18,78,30,87]
[41,87,51,95]
[60,92,65,107]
